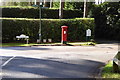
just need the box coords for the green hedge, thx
[2,8,83,19]
[2,18,94,42]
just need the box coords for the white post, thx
[26,39,29,44]
[48,39,52,43]
[43,39,47,43]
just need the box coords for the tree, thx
[50,0,53,8]
[59,0,65,19]
[83,0,88,18]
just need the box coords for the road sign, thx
[86,29,91,36]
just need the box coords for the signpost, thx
[86,29,91,41]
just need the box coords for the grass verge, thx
[2,42,95,47]
[102,61,120,78]
[1,43,37,47]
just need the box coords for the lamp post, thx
[38,2,43,43]
[33,1,43,43]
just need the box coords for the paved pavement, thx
[0,43,118,78]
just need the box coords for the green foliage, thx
[0,6,34,8]
[65,2,83,10]
[2,7,83,19]
[52,2,84,10]
[2,2,33,6]
[1,18,94,42]
[52,2,60,9]
[102,61,120,78]
[92,2,120,40]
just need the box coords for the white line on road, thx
[2,56,16,67]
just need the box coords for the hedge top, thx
[0,18,94,21]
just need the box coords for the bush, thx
[2,7,83,19]
[92,2,120,40]
[1,18,94,42]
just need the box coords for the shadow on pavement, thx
[96,40,119,44]
[2,56,104,78]
[1,47,51,51]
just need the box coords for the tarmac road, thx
[0,43,118,78]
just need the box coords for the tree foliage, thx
[92,2,120,40]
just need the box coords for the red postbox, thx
[61,26,68,44]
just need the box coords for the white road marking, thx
[2,56,15,67]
